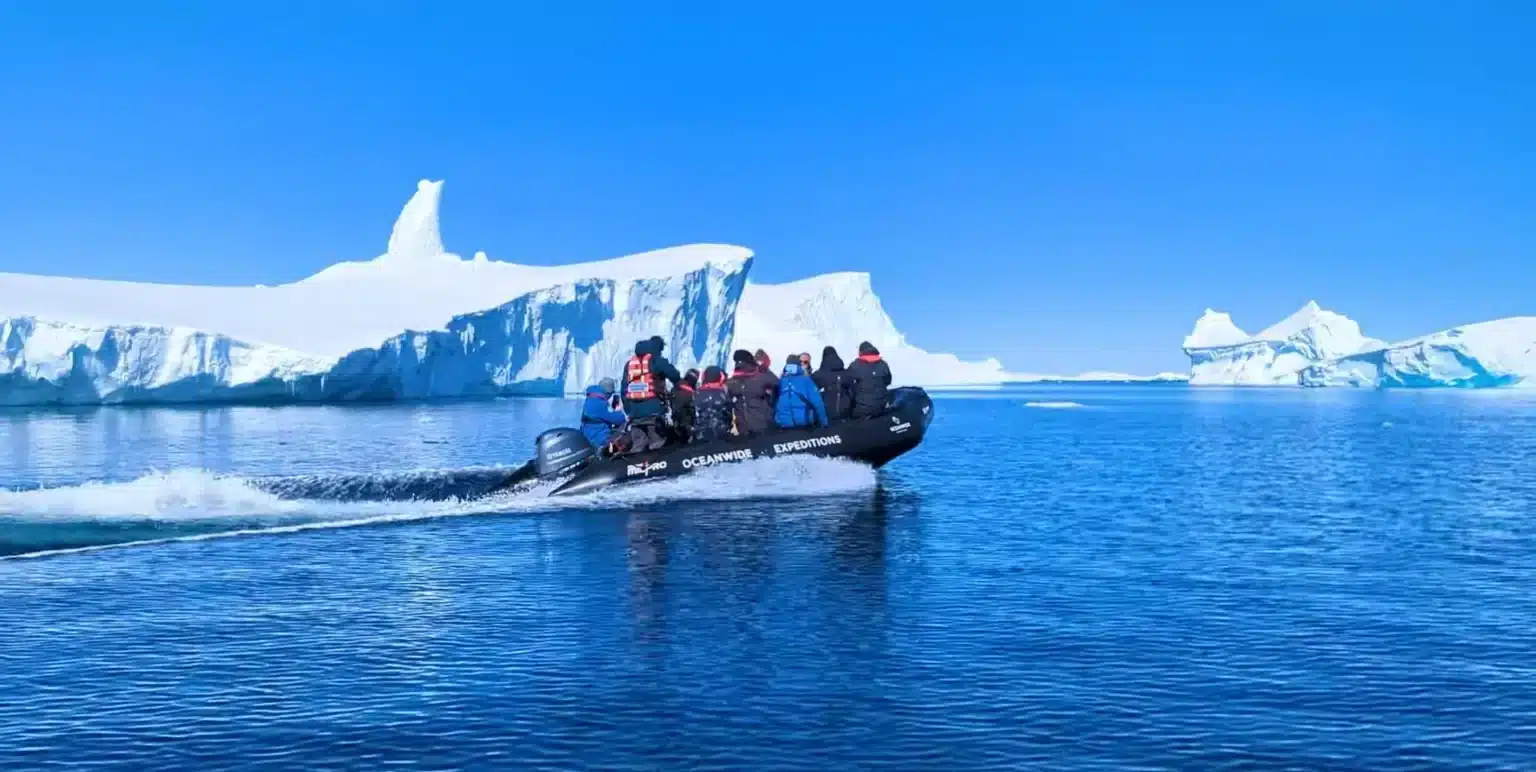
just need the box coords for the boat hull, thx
[547,387,934,497]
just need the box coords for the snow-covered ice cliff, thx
[733,273,1008,386]
[1182,301,1385,385]
[0,180,750,404]
[0,179,1007,404]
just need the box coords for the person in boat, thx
[623,335,682,453]
[690,366,733,443]
[812,345,855,422]
[671,368,699,443]
[848,341,893,419]
[580,378,628,455]
[727,349,777,438]
[775,354,830,429]
[753,349,779,393]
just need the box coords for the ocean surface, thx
[3,385,1536,769]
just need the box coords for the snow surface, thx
[732,272,1009,386]
[0,179,1007,404]
[1182,301,1385,385]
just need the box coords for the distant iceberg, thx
[1182,302,1385,385]
[1301,317,1536,388]
[0,180,1004,405]
[1183,301,1536,388]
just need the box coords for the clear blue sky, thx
[1,2,1532,374]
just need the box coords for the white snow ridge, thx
[0,179,1005,405]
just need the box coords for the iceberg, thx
[0,180,751,404]
[1300,317,1536,388]
[1183,301,1385,385]
[0,179,1012,405]
[732,272,1008,386]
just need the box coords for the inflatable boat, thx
[494,386,934,497]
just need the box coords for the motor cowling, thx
[534,427,596,478]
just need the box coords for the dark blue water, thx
[3,386,1536,769]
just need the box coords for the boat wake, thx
[0,456,878,559]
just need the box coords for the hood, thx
[819,348,846,372]
[781,362,804,377]
[634,338,660,357]
[585,383,612,397]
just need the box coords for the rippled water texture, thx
[4,386,1536,769]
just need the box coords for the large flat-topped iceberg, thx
[0,180,751,359]
[0,179,1015,405]
[0,180,752,403]
[1183,301,1385,385]
[733,272,1008,386]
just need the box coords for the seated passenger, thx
[727,349,776,438]
[690,366,733,443]
[774,354,830,430]
[623,336,682,453]
[580,378,627,454]
[671,369,698,443]
[754,349,780,393]
[812,345,855,422]
[847,341,893,419]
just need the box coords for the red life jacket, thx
[625,354,656,400]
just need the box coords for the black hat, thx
[785,353,801,365]
[703,365,724,383]
[649,335,666,352]
[858,341,879,356]
[732,349,755,367]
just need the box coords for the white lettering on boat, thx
[681,448,755,469]
[626,460,668,477]
[772,435,843,455]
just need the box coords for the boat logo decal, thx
[889,421,911,434]
[626,460,669,476]
[772,435,843,455]
[681,448,754,469]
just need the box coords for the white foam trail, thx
[1,456,878,560]
[1024,401,1087,409]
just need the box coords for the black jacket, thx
[690,383,732,443]
[670,384,695,438]
[846,354,892,419]
[727,365,777,436]
[812,351,855,421]
[622,339,682,420]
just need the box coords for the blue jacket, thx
[581,384,627,448]
[774,363,830,429]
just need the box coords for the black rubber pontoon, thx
[489,386,934,498]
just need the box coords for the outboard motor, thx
[534,428,596,478]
